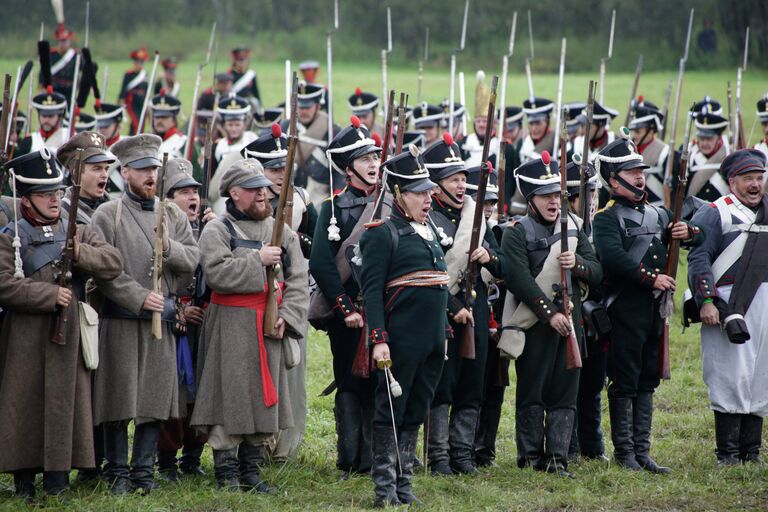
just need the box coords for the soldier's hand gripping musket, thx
[151,153,169,339]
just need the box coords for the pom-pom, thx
[350,115,361,128]
[443,132,454,146]
[94,99,102,109]
[638,95,644,104]
[409,144,420,157]
[159,88,165,97]
[476,70,486,83]
[371,132,382,147]
[271,123,282,138]
[74,105,80,117]
[46,85,53,95]
[541,150,551,165]
[355,87,362,96]
[619,126,631,139]
[572,153,583,165]
[487,161,493,172]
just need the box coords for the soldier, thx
[229,48,262,108]
[687,149,768,466]
[349,88,383,137]
[308,117,382,480]
[154,58,181,97]
[239,125,315,462]
[190,159,308,492]
[413,103,443,147]
[519,96,555,164]
[755,94,768,159]
[47,23,78,103]
[253,107,285,134]
[299,60,321,84]
[0,106,27,158]
[628,96,668,207]
[58,132,114,223]
[0,149,122,501]
[70,112,97,134]
[359,147,449,507]
[214,95,256,170]
[16,88,68,155]
[441,100,467,142]
[422,133,505,475]
[156,159,213,481]
[564,102,587,146]
[499,154,602,478]
[118,48,149,135]
[593,137,702,474]
[150,93,187,159]
[685,97,731,201]
[196,73,234,118]
[91,134,199,494]
[572,101,618,161]
[501,105,526,215]
[290,82,339,206]
[460,71,498,167]
[95,103,125,147]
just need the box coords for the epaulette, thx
[364,220,384,229]
[595,199,615,215]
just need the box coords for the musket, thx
[0,75,12,190]
[448,0,470,137]
[65,52,81,140]
[52,148,84,344]
[264,73,299,339]
[461,74,498,361]
[381,7,392,114]
[284,59,291,120]
[578,80,595,237]
[598,9,615,105]
[151,153,169,340]
[497,12,517,220]
[524,10,535,104]
[659,79,672,141]
[658,108,694,380]
[417,27,429,104]
[558,117,582,370]
[100,65,109,100]
[395,93,407,153]
[551,38,567,160]
[24,70,33,137]
[458,71,467,138]
[734,68,744,149]
[137,51,160,134]
[663,8,694,208]
[623,54,643,127]
[727,81,734,147]
[327,0,339,159]
[185,23,217,161]
[198,92,219,225]
[367,89,396,226]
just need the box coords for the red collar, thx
[106,134,121,146]
[637,139,653,154]
[163,127,179,141]
[704,138,723,159]
[591,130,608,149]
[39,127,58,139]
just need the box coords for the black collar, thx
[126,190,155,211]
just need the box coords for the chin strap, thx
[436,182,462,207]
[612,173,647,201]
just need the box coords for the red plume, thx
[355,87,362,96]
[95,99,102,109]
[541,151,551,165]
[271,123,282,138]
[46,85,53,95]
[443,132,454,146]
[159,88,166,96]
[372,132,382,147]
[638,95,644,104]
[350,115,361,128]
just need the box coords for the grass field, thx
[0,61,767,510]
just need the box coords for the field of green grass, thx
[0,60,767,510]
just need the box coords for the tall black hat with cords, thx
[242,123,288,169]
[595,128,649,200]
[628,96,664,132]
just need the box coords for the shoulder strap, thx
[222,217,264,250]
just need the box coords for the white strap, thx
[51,48,76,75]
[231,70,256,94]
[711,232,747,282]
[126,70,147,92]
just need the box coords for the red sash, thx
[210,283,285,408]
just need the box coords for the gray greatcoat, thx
[91,194,199,425]
[191,212,308,436]
[0,223,122,472]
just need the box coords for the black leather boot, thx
[103,421,132,494]
[131,421,161,493]
[372,425,401,508]
[359,398,375,474]
[239,443,275,493]
[335,392,362,479]
[739,414,763,464]
[568,419,580,462]
[13,469,36,503]
[396,429,422,506]
[633,392,670,474]
[474,401,502,468]
[449,407,480,474]
[714,411,741,467]
[427,404,452,475]
[213,449,240,491]
[179,442,206,476]
[608,396,642,471]
[544,409,575,478]
[516,405,545,470]
[42,471,70,496]
[157,450,179,482]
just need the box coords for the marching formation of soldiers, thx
[1,16,768,509]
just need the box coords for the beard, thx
[245,200,273,220]
[128,181,157,200]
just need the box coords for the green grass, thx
[1,62,767,509]
[1,58,767,147]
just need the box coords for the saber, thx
[137,51,160,134]
[598,9,615,104]
[377,359,402,476]
[448,0,470,137]
[551,38,566,160]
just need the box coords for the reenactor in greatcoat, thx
[422,133,505,475]
[593,137,703,474]
[360,147,449,507]
[518,96,555,164]
[500,154,602,477]
[687,149,768,466]
[118,48,150,135]
[90,134,200,494]
[685,97,731,202]
[308,117,382,480]
[0,150,122,501]
[628,96,668,207]
[190,159,308,492]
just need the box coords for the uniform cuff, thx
[369,328,389,345]
[696,275,718,301]
[334,293,357,317]
[530,295,557,323]
[637,263,658,288]
[572,255,591,280]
